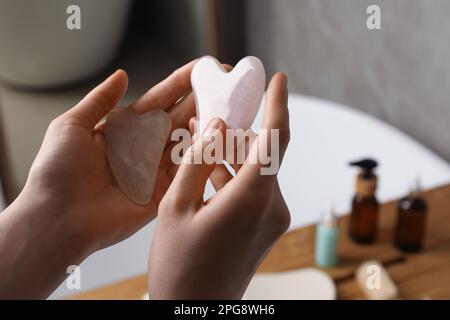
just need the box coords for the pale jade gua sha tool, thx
[104,108,171,205]
[191,56,266,135]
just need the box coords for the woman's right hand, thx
[148,73,291,299]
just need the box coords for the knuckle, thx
[246,191,291,236]
[90,89,112,110]
[169,69,181,82]
[143,89,161,108]
[48,115,67,130]
[49,113,81,131]
[48,117,61,129]
[268,201,291,236]
[158,197,172,213]
[169,68,188,86]
[275,207,291,234]
[159,193,184,213]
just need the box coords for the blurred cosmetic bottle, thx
[348,159,379,244]
[316,207,340,268]
[394,178,428,253]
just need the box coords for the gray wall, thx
[246,0,450,161]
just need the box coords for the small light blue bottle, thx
[315,207,340,268]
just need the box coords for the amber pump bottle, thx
[348,159,379,244]
[394,179,428,253]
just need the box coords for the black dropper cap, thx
[349,158,378,178]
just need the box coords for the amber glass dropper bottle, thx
[394,178,428,253]
[348,159,379,244]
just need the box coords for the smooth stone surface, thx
[105,108,171,205]
[191,55,265,133]
[243,268,336,300]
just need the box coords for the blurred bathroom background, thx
[0,0,449,298]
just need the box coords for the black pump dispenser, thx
[349,159,378,175]
[348,158,380,244]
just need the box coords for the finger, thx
[210,164,233,191]
[167,118,226,210]
[168,92,196,130]
[188,116,201,142]
[260,72,290,160]
[229,128,256,173]
[238,72,289,181]
[223,64,233,72]
[129,60,197,114]
[189,116,196,136]
[65,70,128,131]
[93,106,123,132]
[166,115,223,181]
[163,139,183,179]
[94,119,106,132]
[93,130,107,155]
[191,115,233,191]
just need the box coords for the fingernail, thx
[114,69,124,76]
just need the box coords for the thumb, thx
[168,117,226,210]
[65,70,128,131]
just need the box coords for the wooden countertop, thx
[70,183,450,300]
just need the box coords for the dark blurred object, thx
[211,0,246,64]
[349,159,378,172]
[348,158,380,244]
[395,179,428,253]
[140,0,245,64]
[0,110,12,206]
[0,176,5,209]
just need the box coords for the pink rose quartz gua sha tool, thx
[105,108,171,205]
[191,56,266,135]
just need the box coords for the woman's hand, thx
[0,62,197,298]
[148,73,291,299]
[26,62,197,254]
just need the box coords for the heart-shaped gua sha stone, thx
[191,56,266,134]
[105,108,171,205]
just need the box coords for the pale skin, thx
[0,61,290,299]
[149,73,290,299]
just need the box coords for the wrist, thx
[16,187,88,263]
[0,188,87,298]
